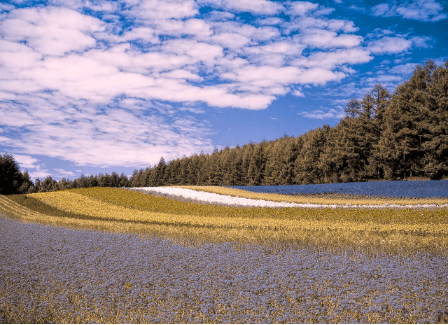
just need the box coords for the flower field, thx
[175,185,448,206]
[1,186,448,323]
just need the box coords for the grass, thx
[1,187,446,256]
[7,194,103,222]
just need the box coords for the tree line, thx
[1,59,447,195]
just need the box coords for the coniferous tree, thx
[247,142,266,185]
[367,84,390,179]
[319,125,343,183]
[231,146,244,185]
[278,137,299,185]
[119,173,129,187]
[380,64,428,179]
[295,127,327,184]
[264,141,282,185]
[420,59,448,179]
[3,59,446,192]
[18,170,34,194]
[150,157,167,186]
[336,100,364,182]
[0,154,31,194]
[130,169,143,187]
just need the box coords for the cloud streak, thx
[371,0,447,22]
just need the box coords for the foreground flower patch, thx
[1,187,448,323]
[1,216,448,324]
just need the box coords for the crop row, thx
[135,186,448,209]
[179,185,448,205]
[1,187,448,256]
[27,190,448,236]
[65,187,448,225]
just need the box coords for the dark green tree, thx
[0,154,32,194]
[150,157,167,186]
[247,142,266,185]
[379,63,429,179]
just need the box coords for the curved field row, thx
[28,191,440,235]
[49,187,448,225]
[29,190,446,234]
[176,185,448,206]
[1,188,448,256]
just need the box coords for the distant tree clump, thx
[0,154,34,195]
[129,59,447,186]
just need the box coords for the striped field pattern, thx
[0,187,446,256]
[1,187,448,323]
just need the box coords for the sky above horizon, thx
[1,0,447,180]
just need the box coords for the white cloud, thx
[300,108,344,119]
[0,0,375,168]
[298,29,362,48]
[13,154,39,170]
[296,48,372,69]
[0,6,104,56]
[292,89,305,97]
[54,168,76,177]
[255,17,283,25]
[371,0,447,22]
[6,153,51,180]
[211,32,251,49]
[0,96,214,167]
[365,75,403,84]
[161,39,223,65]
[397,0,447,21]
[388,62,418,75]
[0,3,15,12]
[206,10,235,21]
[198,0,283,15]
[371,3,392,17]
[368,36,413,54]
[411,36,432,48]
[29,167,52,180]
[222,65,345,90]
[288,2,319,16]
[121,27,159,43]
[125,0,198,21]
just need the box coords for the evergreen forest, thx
[1,59,447,194]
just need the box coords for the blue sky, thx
[0,0,447,180]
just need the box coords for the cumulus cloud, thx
[300,108,344,119]
[298,29,362,48]
[29,167,52,180]
[13,154,39,170]
[288,1,319,16]
[0,1,367,110]
[388,62,418,75]
[366,33,431,55]
[304,48,372,69]
[0,0,375,168]
[0,6,104,56]
[54,168,76,177]
[371,0,447,22]
[368,36,413,54]
[7,153,51,179]
[371,3,392,17]
[292,89,305,97]
[198,0,283,15]
[0,95,214,167]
